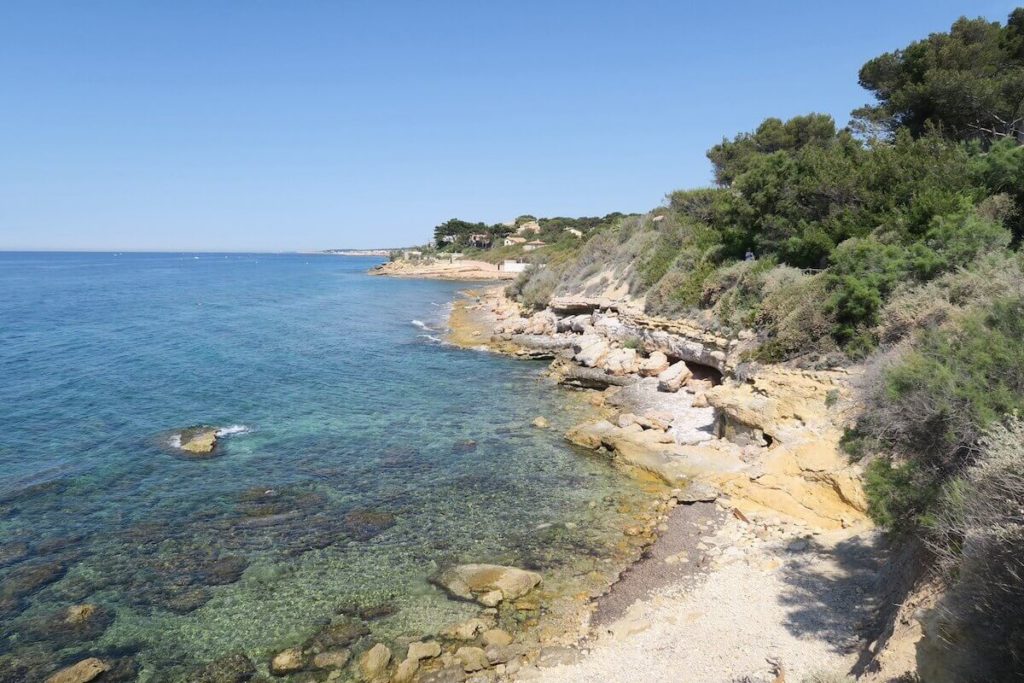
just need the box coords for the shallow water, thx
[0,252,648,680]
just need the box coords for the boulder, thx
[481,629,513,648]
[435,564,542,606]
[639,351,670,377]
[177,426,219,455]
[45,659,109,683]
[558,365,634,390]
[657,362,692,393]
[392,657,419,683]
[455,647,490,673]
[572,336,609,368]
[312,649,351,669]
[358,643,391,680]
[523,311,557,335]
[406,640,442,662]
[270,648,305,676]
[531,416,549,429]
[601,348,640,376]
[441,617,490,640]
[675,481,719,504]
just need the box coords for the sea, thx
[0,252,649,681]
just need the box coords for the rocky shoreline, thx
[442,285,889,682]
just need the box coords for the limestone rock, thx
[639,351,670,377]
[312,649,351,669]
[435,564,541,606]
[531,416,549,429]
[177,426,219,455]
[270,648,306,676]
[675,481,719,503]
[455,646,490,672]
[358,643,391,681]
[391,657,419,683]
[441,617,490,640]
[406,640,442,662]
[657,362,692,393]
[572,335,610,368]
[45,659,110,683]
[601,348,640,376]
[481,629,513,647]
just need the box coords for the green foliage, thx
[863,458,940,531]
[855,11,1024,144]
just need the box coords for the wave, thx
[216,425,252,437]
[411,319,434,331]
[417,334,443,344]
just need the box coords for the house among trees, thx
[503,236,527,246]
[564,227,583,238]
[522,240,546,252]
[468,233,492,248]
[515,220,541,235]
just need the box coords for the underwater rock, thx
[190,652,256,683]
[311,649,350,670]
[269,647,306,676]
[161,587,212,614]
[531,417,549,429]
[175,426,219,456]
[343,509,396,541]
[451,440,478,454]
[19,603,114,647]
[434,564,542,606]
[335,598,397,621]
[0,540,29,568]
[305,618,370,651]
[3,560,66,599]
[44,658,109,683]
[201,555,248,585]
[357,643,391,680]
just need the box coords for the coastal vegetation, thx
[496,9,1024,677]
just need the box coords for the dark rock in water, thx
[0,594,24,618]
[343,509,396,541]
[304,618,370,651]
[335,599,397,622]
[35,535,85,557]
[190,652,257,683]
[201,556,248,585]
[451,439,478,454]
[18,603,114,647]
[0,541,29,568]
[160,587,212,614]
[2,561,66,599]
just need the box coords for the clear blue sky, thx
[1,1,1019,251]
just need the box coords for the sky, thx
[0,1,1019,251]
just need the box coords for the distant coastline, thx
[322,248,396,257]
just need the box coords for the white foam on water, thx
[216,425,252,437]
[411,319,433,331]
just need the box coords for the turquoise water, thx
[0,252,647,681]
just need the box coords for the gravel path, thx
[523,515,883,683]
